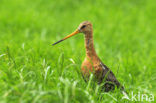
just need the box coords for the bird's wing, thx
[99,61,121,88]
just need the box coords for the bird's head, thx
[78,21,92,34]
[52,21,92,46]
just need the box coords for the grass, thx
[0,0,156,102]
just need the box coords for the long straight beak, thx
[52,29,80,46]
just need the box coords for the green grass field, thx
[0,0,156,102]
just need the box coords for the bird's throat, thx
[84,31,97,58]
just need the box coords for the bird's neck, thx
[84,31,97,58]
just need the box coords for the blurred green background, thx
[0,0,156,102]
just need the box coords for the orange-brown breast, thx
[81,56,104,81]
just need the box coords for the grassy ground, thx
[0,0,156,102]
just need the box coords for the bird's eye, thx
[81,25,86,29]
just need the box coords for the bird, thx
[52,21,124,92]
